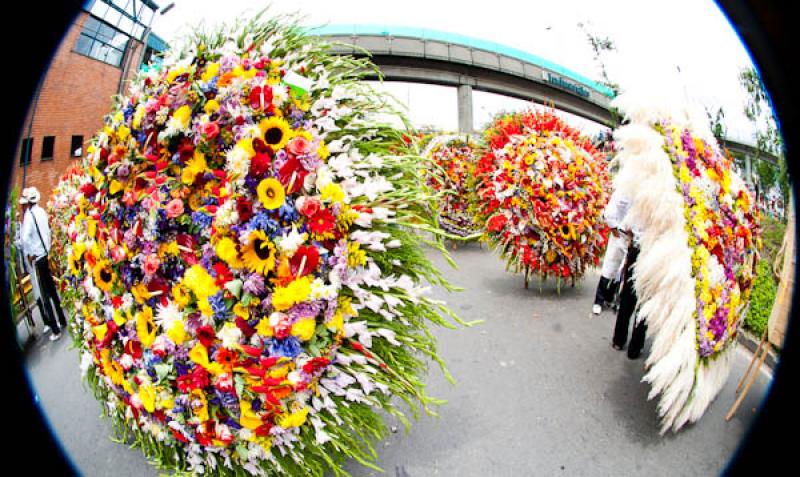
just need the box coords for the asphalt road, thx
[23,242,771,476]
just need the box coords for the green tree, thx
[739,66,788,219]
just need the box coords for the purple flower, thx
[243,273,266,296]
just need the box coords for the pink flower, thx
[200,121,220,140]
[166,198,184,218]
[143,253,160,276]
[287,135,311,156]
[295,196,320,217]
[111,246,126,263]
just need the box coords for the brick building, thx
[12,0,169,201]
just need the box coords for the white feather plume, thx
[613,91,739,434]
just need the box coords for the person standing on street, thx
[592,189,631,315]
[19,187,68,341]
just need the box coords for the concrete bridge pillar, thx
[457,84,473,134]
[744,153,753,185]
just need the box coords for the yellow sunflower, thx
[242,230,277,275]
[136,306,157,348]
[257,177,285,210]
[93,260,115,292]
[259,116,292,150]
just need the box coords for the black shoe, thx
[627,350,641,359]
[612,343,624,351]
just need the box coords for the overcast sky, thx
[149,0,761,142]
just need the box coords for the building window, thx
[19,138,33,166]
[75,15,129,67]
[71,136,84,157]
[41,136,55,161]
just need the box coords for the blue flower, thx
[209,291,228,321]
[268,337,303,359]
[191,211,213,230]
[247,211,280,237]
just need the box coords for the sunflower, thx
[136,306,157,348]
[257,177,285,210]
[242,230,277,275]
[93,260,115,292]
[68,251,83,275]
[259,116,292,151]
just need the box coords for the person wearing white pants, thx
[593,189,631,315]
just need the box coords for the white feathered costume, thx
[612,90,757,434]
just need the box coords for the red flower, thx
[248,85,273,110]
[487,214,508,232]
[177,137,195,162]
[177,366,209,392]
[196,325,216,348]
[213,262,233,287]
[302,357,330,375]
[235,197,253,222]
[214,348,238,369]
[308,208,336,235]
[290,245,320,277]
[278,156,309,194]
[125,339,143,360]
[296,196,321,217]
[235,316,255,339]
[249,151,272,178]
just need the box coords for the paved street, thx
[23,242,771,476]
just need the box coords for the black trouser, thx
[594,276,619,306]
[612,244,647,357]
[34,256,67,334]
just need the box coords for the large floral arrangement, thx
[611,92,760,433]
[422,134,481,238]
[59,14,461,476]
[475,110,610,286]
[47,165,87,282]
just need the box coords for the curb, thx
[736,330,779,371]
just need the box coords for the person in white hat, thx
[19,186,67,341]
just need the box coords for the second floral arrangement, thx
[475,110,611,287]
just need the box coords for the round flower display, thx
[421,134,482,238]
[58,15,460,475]
[475,110,610,286]
[611,92,761,433]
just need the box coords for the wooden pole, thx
[735,329,767,394]
[726,339,771,421]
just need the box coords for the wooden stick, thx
[735,329,767,394]
[524,266,529,289]
[726,341,770,421]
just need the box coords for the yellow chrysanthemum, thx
[321,183,345,204]
[200,62,220,83]
[291,317,317,342]
[259,116,292,150]
[216,236,243,268]
[242,230,277,275]
[167,320,186,345]
[182,265,219,300]
[257,177,285,210]
[271,276,312,311]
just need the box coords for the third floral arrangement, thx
[475,110,610,286]
[422,134,482,238]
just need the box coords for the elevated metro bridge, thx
[307,24,778,169]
